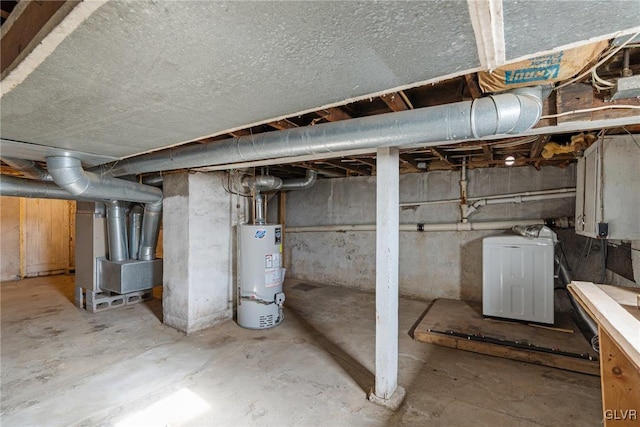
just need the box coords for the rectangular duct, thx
[98,258,163,294]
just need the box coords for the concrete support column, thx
[163,172,234,333]
[368,147,405,410]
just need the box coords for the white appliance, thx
[237,224,286,329]
[482,227,556,324]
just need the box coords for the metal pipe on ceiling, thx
[91,86,548,177]
[46,156,162,204]
[0,175,98,201]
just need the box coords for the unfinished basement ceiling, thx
[0,0,639,170]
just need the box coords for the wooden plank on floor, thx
[413,298,600,376]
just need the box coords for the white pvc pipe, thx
[286,218,544,233]
[400,187,576,207]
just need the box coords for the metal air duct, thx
[138,201,162,260]
[0,175,94,201]
[92,86,548,177]
[47,156,162,204]
[129,205,144,260]
[106,201,129,262]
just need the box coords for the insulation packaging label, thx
[275,227,282,244]
[265,268,285,288]
[478,40,608,93]
[254,229,267,239]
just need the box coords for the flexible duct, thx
[1,157,52,181]
[106,201,129,262]
[129,205,144,260]
[92,86,547,177]
[47,156,163,204]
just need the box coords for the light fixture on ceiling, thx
[504,155,516,166]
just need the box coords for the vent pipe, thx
[92,86,547,177]
[241,170,317,224]
[106,201,129,262]
[128,205,144,260]
[280,170,317,190]
[138,201,162,260]
[1,157,52,181]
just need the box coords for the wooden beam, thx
[319,107,352,122]
[1,9,11,19]
[1,1,80,78]
[464,74,483,99]
[354,158,377,168]
[431,147,455,167]
[482,144,494,162]
[268,119,298,130]
[530,134,550,159]
[320,159,368,176]
[380,92,409,112]
[228,129,253,138]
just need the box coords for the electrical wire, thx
[540,104,640,119]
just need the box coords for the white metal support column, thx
[368,146,406,410]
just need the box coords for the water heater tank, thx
[237,224,286,329]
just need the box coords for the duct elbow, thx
[280,170,317,191]
[471,85,546,138]
[46,156,91,195]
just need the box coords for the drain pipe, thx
[1,157,52,181]
[463,191,577,220]
[106,201,129,262]
[92,86,548,177]
[460,158,468,223]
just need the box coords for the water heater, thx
[237,224,286,329]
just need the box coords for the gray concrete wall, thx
[1,196,21,281]
[283,165,577,301]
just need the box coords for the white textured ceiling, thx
[0,0,638,164]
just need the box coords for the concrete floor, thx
[1,275,602,426]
